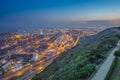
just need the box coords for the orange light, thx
[37,66,43,71]
[14,34,21,39]
[16,71,23,76]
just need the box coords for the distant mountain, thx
[32,27,120,80]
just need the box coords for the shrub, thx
[114,50,120,59]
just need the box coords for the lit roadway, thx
[0,33,80,80]
[25,34,80,80]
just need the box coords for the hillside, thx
[104,49,120,80]
[32,27,120,80]
[109,53,120,80]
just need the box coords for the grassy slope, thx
[32,27,120,80]
[109,59,120,80]
[116,62,120,80]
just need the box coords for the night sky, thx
[0,0,120,32]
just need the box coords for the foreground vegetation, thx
[105,50,120,80]
[33,27,120,80]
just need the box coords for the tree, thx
[79,69,90,78]
[114,50,120,59]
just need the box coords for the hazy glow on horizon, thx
[0,0,120,31]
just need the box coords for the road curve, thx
[91,40,120,80]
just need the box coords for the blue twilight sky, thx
[0,0,120,32]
